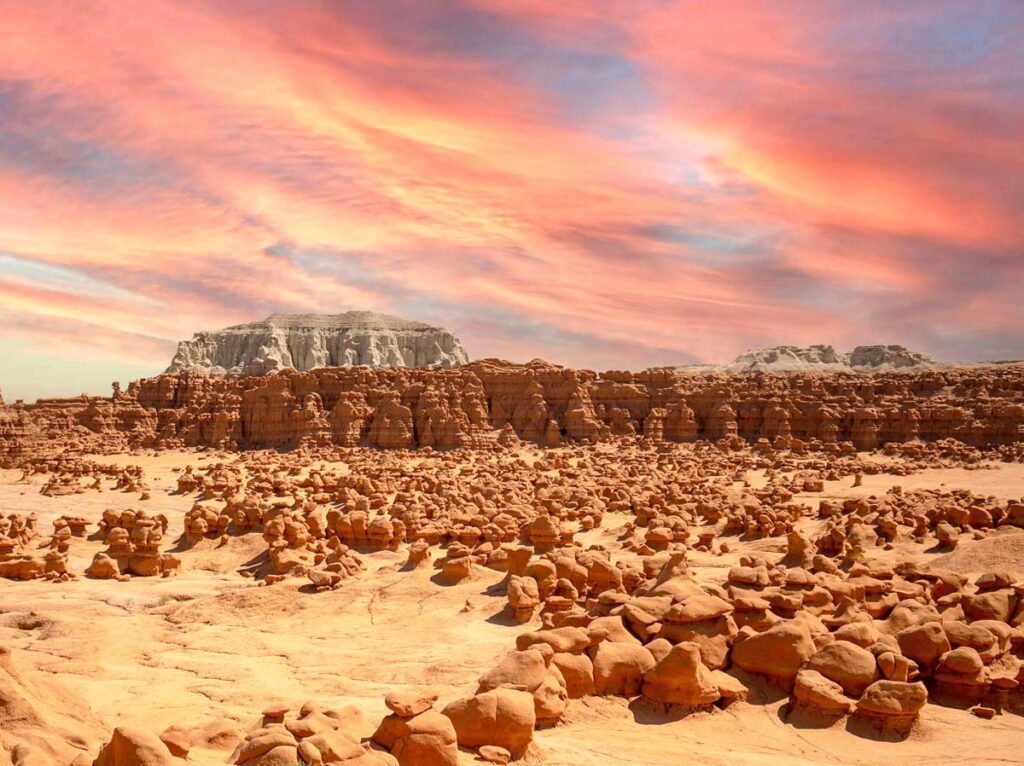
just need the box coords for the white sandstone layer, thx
[167,312,469,375]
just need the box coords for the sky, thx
[1,1,1022,402]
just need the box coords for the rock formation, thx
[848,345,937,369]
[4,359,1021,454]
[3,376,1024,759]
[166,312,469,375]
[715,345,937,373]
[723,345,850,372]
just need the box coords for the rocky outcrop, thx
[167,312,469,375]
[723,345,850,372]
[3,360,1023,454]
[0,646,105,763]
[0,403,31,467]
[848,345,936,369]
[716,345,936,373]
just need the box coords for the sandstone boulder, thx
[642,642,721,708]
[731,622,816,689]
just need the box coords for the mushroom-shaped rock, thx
[854,680,928,733]
[95,727,178,766]
[896,622,950,672]
[590,642,656,697]
[158,726,191,759]
[516,627,590,655]
[933,646,988,699]
[642,642,721,708]
[477,745,512,764]
[404,540,431,569]
[230,727,298,765]
[477,649,548,694]
[372,709,458,766]
[441,554,473,584]
[262,703,289,725]
[731,621,816,689]
[805,640,879,697]
[385,691,440,718]
[301,729,365,763]
[551,652,595,699]
[506,576,540,623]
[442,688,535,759]
[792,669,853,716]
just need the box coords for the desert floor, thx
[2,449,1023,765]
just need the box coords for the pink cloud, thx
[1,0,1021,400]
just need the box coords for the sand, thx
[1,450,1023,765]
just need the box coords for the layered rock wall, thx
[3,361,1023,455]
[167,312,469,374]
[0,403,31,465]
[715,344,936,373]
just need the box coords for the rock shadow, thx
[167,535,198,554]
[237,549,271,579]
[484,607,527,627]
[628,697,715,725]
[844,714,917,742]
[778,701,847,730]
[725,668,791,705]
[481,579,509,597]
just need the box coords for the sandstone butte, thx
[166,311,469,375]
[1,359,1024,766]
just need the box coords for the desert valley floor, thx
[5,0,1024,759]
[3,438,1024,766]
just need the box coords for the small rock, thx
[478,745,512,764]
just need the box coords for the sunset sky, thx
[2,1,1022,401]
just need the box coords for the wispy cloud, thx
[1,0,1021,400]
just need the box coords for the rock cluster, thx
[454,542,1024,749]
[0,512,69,580]
[75,442,1024,748]
[85,509,180,579]
[88,700,396,766]
[4,361,1024,762]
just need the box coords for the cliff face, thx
[166,312,469,374]
[848,344,936,369]
[722,345,849,372]
[5,361,1023,455]
[0,402,34,466]
[719,345,936,373]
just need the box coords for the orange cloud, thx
[1,0,1022,400]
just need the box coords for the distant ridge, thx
[677,344,938,373]
[167,311,469,375]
